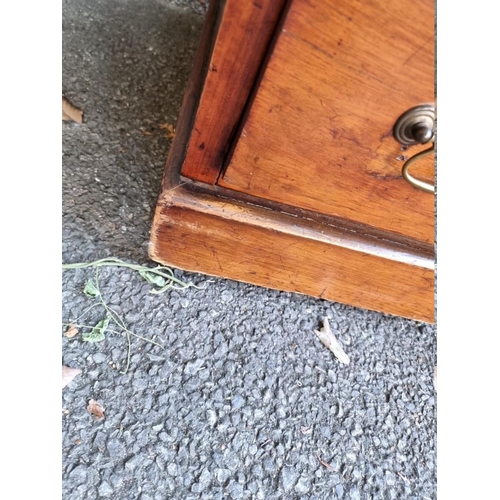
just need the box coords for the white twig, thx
[314,317,350,365]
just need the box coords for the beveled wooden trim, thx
[186,176,435,259]
[178,0,287,184]
[150,184,435,323]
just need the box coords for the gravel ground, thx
[62,1,437,498]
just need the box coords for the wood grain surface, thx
[150,0,436,322]
[150,185,435,322]
[179,0,287,183]
[219,0,435,244]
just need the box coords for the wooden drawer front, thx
[219,0,435,244]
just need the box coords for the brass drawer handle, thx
[401,145,434,194]
[393,104,435,146]
[393,104,436,194]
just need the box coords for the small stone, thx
[213,452,224,466]
[365,407,376,423]
[346,451,357,462]
[110,474,123,489]
[351,424,363,437]
[248,481,258,494]
[277,407,287,419]
[335,483,344,498]
[93,431,106,449]
[349,486,361,500]
[228,481,243,499]
[107,439,125,458]
[132,378,148,389]
[252,464,263,478]
[208,409,217,426]
[69,465,88,483]
[147,354,165,362]
[185,358,204,375]
[234,435,248,454]
[215,468,231,485]
[87,369,100,380]
[167,463,179,476]
[294,476,311,494]
[225,452,240,471]
[385,471,396,486]
[262,458,276,474]
[320,426,331,439]
[199,468,211,487]
[93,353,107,363]
[280,466,299,492]
[98,481,114,497]
[183,473,193,488]
[231,394,245,409]
[254,409,265,420]
[125,455,140,470]
[232,413,242,426]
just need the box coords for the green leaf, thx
[83,280,99,298]
[139,271,166,287]
[82,316,110,343]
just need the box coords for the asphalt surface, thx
[62,1,437,498]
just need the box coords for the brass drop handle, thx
[393,104,436,193]
[410,123,434,144]
[401,145,434,194]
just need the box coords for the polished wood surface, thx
[149,0,436,322]
[219,0,435,244]
[150,184,435,323]
[179,0,287,184]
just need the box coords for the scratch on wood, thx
[207,245,223,271]
[403,37,433,66]
[283,30,336,61]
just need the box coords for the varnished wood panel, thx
[161,0,221,191]
[179,0,287,184]
[219,0,435,244]
[150,185,435,323]
[150,0,435,323]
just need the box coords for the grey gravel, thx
[281,466,300,492]
[295,476,311,494]
[93,352,107,363]
[228,481,244,499]
[231,394,245,409]
[98,481,114,497]
[336,483,344,498]
[62,0,437,499]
